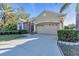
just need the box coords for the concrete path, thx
[0,34,62,56]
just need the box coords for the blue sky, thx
[10,3,76,25]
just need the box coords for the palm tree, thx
[76,4,79,30]
[59,3,71,29]
[60,3,71,13]
[60,4,79,30]
[0,3,14,24]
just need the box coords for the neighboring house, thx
[17,18,31,32]
[32,10,66,35]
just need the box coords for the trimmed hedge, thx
[0,30,28,35]
[57,30,79,42]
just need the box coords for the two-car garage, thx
[36,22,59,35]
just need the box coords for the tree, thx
[64,26,70,29]
[59,3,71,29]
[68,24,76,29]
[16,7,30,22]
[76,4,79,30]
[60,3,71,13]
[0,3,14,24]
[2,20,17,31]
[0,3,18,31]
[64,24,76,30]
[60,4,79,30]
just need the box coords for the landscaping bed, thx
[57,30,79,56]
[0,34,23,41]
[0,30,29,41]
[58,42,79,56]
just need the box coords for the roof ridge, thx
[42,9,66,15]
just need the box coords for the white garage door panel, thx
[37,24,58,35]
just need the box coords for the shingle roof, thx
[31,10,66,22]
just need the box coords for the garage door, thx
[36,23,58,35]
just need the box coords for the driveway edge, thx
[57,41,64,56]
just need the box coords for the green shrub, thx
[2,21,17,31]
[18,30,28,34]
[57,30,79,42]
[0,30,28,35]
[64,26,70,29]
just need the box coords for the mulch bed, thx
[58,42,79,56]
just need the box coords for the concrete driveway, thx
[0,34,62,56]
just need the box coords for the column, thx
[17,23,20,30]
[22,22,24,30]
[34,24,36,32]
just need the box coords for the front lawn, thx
[0,34,23,41]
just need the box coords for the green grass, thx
[0,34,23,41]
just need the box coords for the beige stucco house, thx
[32,10,66,35]
[17,10,66,35]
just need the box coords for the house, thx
[32,10,66,35]
[17,10,66,35]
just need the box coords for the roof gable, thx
[36,10,66,19]
[33,10,65,23]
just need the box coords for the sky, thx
[10,3,76,25]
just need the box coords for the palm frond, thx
[60,3,71,13]
[7,7,13,12]
[76,3,79,12]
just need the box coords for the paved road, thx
[0,34,62,56]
